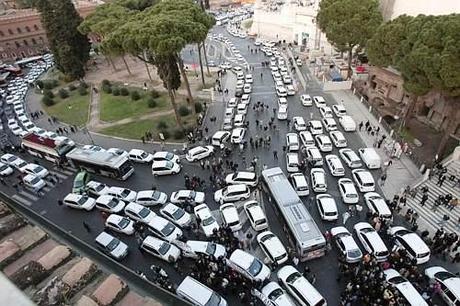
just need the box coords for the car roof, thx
[126,202,146,213]
[292,173,307,185]
[339,179,356,193]
[95,232,114,246]
[394,230,430,254]
[258,232,285,257]
[230,249,255,269]
[353,169,373,180]
[161,202,179,214]
[235,171,256,179]
[107,214,125,223]
[142,236,165,249]
[64,193,83,201]
[227,184,247,192]
[317,195,336,212]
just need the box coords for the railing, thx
[0,191,189,306]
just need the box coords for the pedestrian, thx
[358,121,364,131]
[58,199,63,206]
[273,150,278,160]
[379,173,387,186]
[83,221,91,232]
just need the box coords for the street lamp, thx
[68,105,95,145]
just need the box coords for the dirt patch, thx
[0,214,27,239]
[0,203,11,218]
[76,295,99,306]
[0,240,22,269]
[62,258,100,297]
[38,245,73,271]
[10,260,49,289]
[33,276,71,306]
[92,274,128,306]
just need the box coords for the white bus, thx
[21,133,75,164]
[66,147,134,180]
[262,167,326,261]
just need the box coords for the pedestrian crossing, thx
[11,166,77,207]
[405,160,460,234]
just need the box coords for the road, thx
[0,24,457,306]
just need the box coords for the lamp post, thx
[68,105,95,145]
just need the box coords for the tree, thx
[367,14,460,157]
[317,0,382,78]
[35,0,91,80]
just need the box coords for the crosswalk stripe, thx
[43,186,52,192]
[49,171,68,180]
[19,190,39,201]
[59,169,75,176]
[12,194,32,206]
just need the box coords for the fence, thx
[351,87,427,170]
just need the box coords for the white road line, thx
[12,194,33,206]
[19,190,39,201]
[43,186,52,192]
[60,169,75,176]
[49,171,68,180]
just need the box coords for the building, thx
[0,0,100,62]
[380,0,460,21]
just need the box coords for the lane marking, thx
[19,190,39,201]
[12,194,32,206]
[49,171,68,180]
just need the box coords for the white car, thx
[296,59,302,66]
[286,85,295,96]
[83,145,105,152]
[339,115,356,131]
[351,169,375,192]
[319,106,333,118]
[95,195,126,213]
[332,104,347,117]
[234,114,245,127]
[227,97,238,108]
[354,222,389,262]
[170,190,205,205]
[241,94,251,105]
[147,215,183,242]
[277,105,288,120]
[231,127,246,144]
[325,154,345,176]
[244,200,268,231]
[245,74,253,83]
[289,173,309,196]
[23,174,46,191]
[105,214,135,235]
[85,180,110,197]
[95,232,128,260]
[214,184,250,203]
[278,97,287,108]
[243,83,252,94]
[219,62,232,69]
[228,249,271,282]
[331,226,363,263]
[330,131,347,148]
[159,203,191,228]
[0,162,13,176]
[384,269,428,306]
[282,74,292,84]
[276,86,287,97]
[425,266,460,306]
[236,103,248,115]
[315,134,333,152]
[277,265,326,306]
[20,163,49,178]
[339,148,362,168]
[124,202,156,224]
[313,96,326,108]
[285,152,300,173]
[63,193,96,211]
[338,178,359,204]
[316,194,338,221]
[128,149,153,163]
[308,120,323,135]
[10,125,24,136]
[286,133,300,151]
[225,171,257,187]
[152,151,180,164]
[261,282,296,306]
[1,153,19,165]
[151,160,181,176]
[185,146,214,162]
[322,118,337,131]
[220,203,242,231]
[140,236,181,262]
[363,192,392,221]
[293,116,307,131]
[236,79,244,89]
[194,203,220,237]
[310,168,327,192]
[300,94,312,106]
[299,131,315,147]
[389,226,430,264]
[107,186,137,202]
[182,240,227,259]
[257,231,288,264]
[136,190,168,206]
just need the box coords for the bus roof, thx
[23,133,58,149]
[262,167,325,247]
[66,147,128,168]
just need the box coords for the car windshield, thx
[348,249,362,259]
[205,293,222,306]
[286,272,302,284]
[95,184,105,192]
[32,165,43,173]
[107,238,120,251]
[268,288,283,300]
[0,164,8,171]
[161,222,175,236]
[77,196,89,205]
[108,199,119,208]
[203,216,215,226]
[140,152,148,158]
[172,208,185,220]
[158,242,171,255]
[30,176,41,185]
[435,271,455,281]
[118,218,130,229]
[152,191,161,200]
[138,207,151,218]
[206,243,216,255]
[121,189,131,197]
[388,276,406,285]
[247,258,263,276]
[165,152,173,160]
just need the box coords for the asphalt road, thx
[0,24,457,306]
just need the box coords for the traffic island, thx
[91,274,128,306]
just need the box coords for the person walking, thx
[420,193,428,206]
[273,150,278,160]
[358,121,364,131]
[379,173,387,186]
[83,221,91,232]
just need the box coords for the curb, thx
[89,131,185,147]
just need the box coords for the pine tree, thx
[35,0,91,80]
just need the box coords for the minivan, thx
[176,276,228,306]
[211,131,230,147]
[358,148,381,169]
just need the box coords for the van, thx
[358,148,381,169]
[212,131,230,147]
[306,146,323,166]
[176,276,228,306]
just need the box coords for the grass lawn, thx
[42,90,89,126]
[100,113,195,141]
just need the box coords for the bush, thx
[58,88,69,99]
[178,106,190,117]
[43,89,54,99]
[79,81,88,89]
[173,128,185,140]
[42,95,54,106]
[157,120,168,130]
[101,79,111,87]
[120,87,130,96]
[147,97,157,108]
[194,101,203,114]
[78,87,87,96]
[102,83,112,93]
[35,80,44,89]
[130,90,141,101]
[112,87,120,96]
[68,84,77,91]
[150,89,160,99]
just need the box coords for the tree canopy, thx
[35,0,91,80]
[367,14,460,97]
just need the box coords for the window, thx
[17,27,22,34]
[15,41,20,48]
[23,40,28,46]
[8,29,13,35]
[25,26,30,32]
[34,24,39,31]
[0,30,3,37]
[31,38,36,45]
